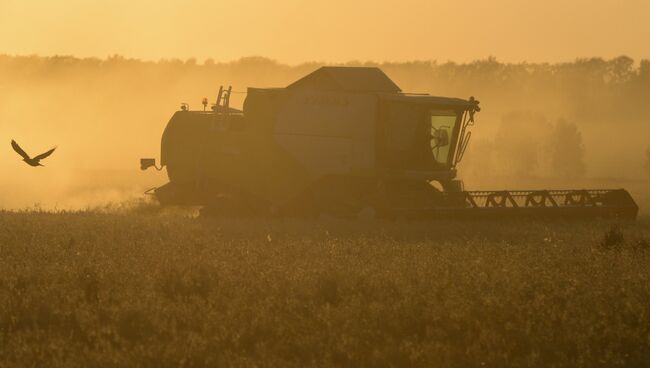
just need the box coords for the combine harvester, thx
[140,67,638,219]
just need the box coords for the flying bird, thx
[11,140,57,167]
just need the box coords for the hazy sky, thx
[0,0,648,63]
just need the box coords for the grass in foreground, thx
[1,209,649,367]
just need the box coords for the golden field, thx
[1,204,649,367]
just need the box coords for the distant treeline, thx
[0,54,648,179]
[1,54,649,123]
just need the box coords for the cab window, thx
[429,110,457,165]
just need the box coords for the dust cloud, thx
[1,55,649,209]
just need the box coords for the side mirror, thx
[140,158,157,171]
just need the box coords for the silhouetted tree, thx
[493,111,551,177]
[640,60,650,82]
[607,56,635,84]
[547,119,586,178]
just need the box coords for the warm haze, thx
[0,0,649,63]
[2,2,650,367]
[1,1,650,210]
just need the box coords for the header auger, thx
[140,66,638,220]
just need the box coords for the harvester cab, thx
[140,66,638,219]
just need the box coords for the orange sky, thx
[0,0,649,63]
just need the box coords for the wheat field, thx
[0,202,649,367]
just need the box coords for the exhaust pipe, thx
[140,158,162,171]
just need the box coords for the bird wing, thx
[11,140,31,160]
[34,147,57,161]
